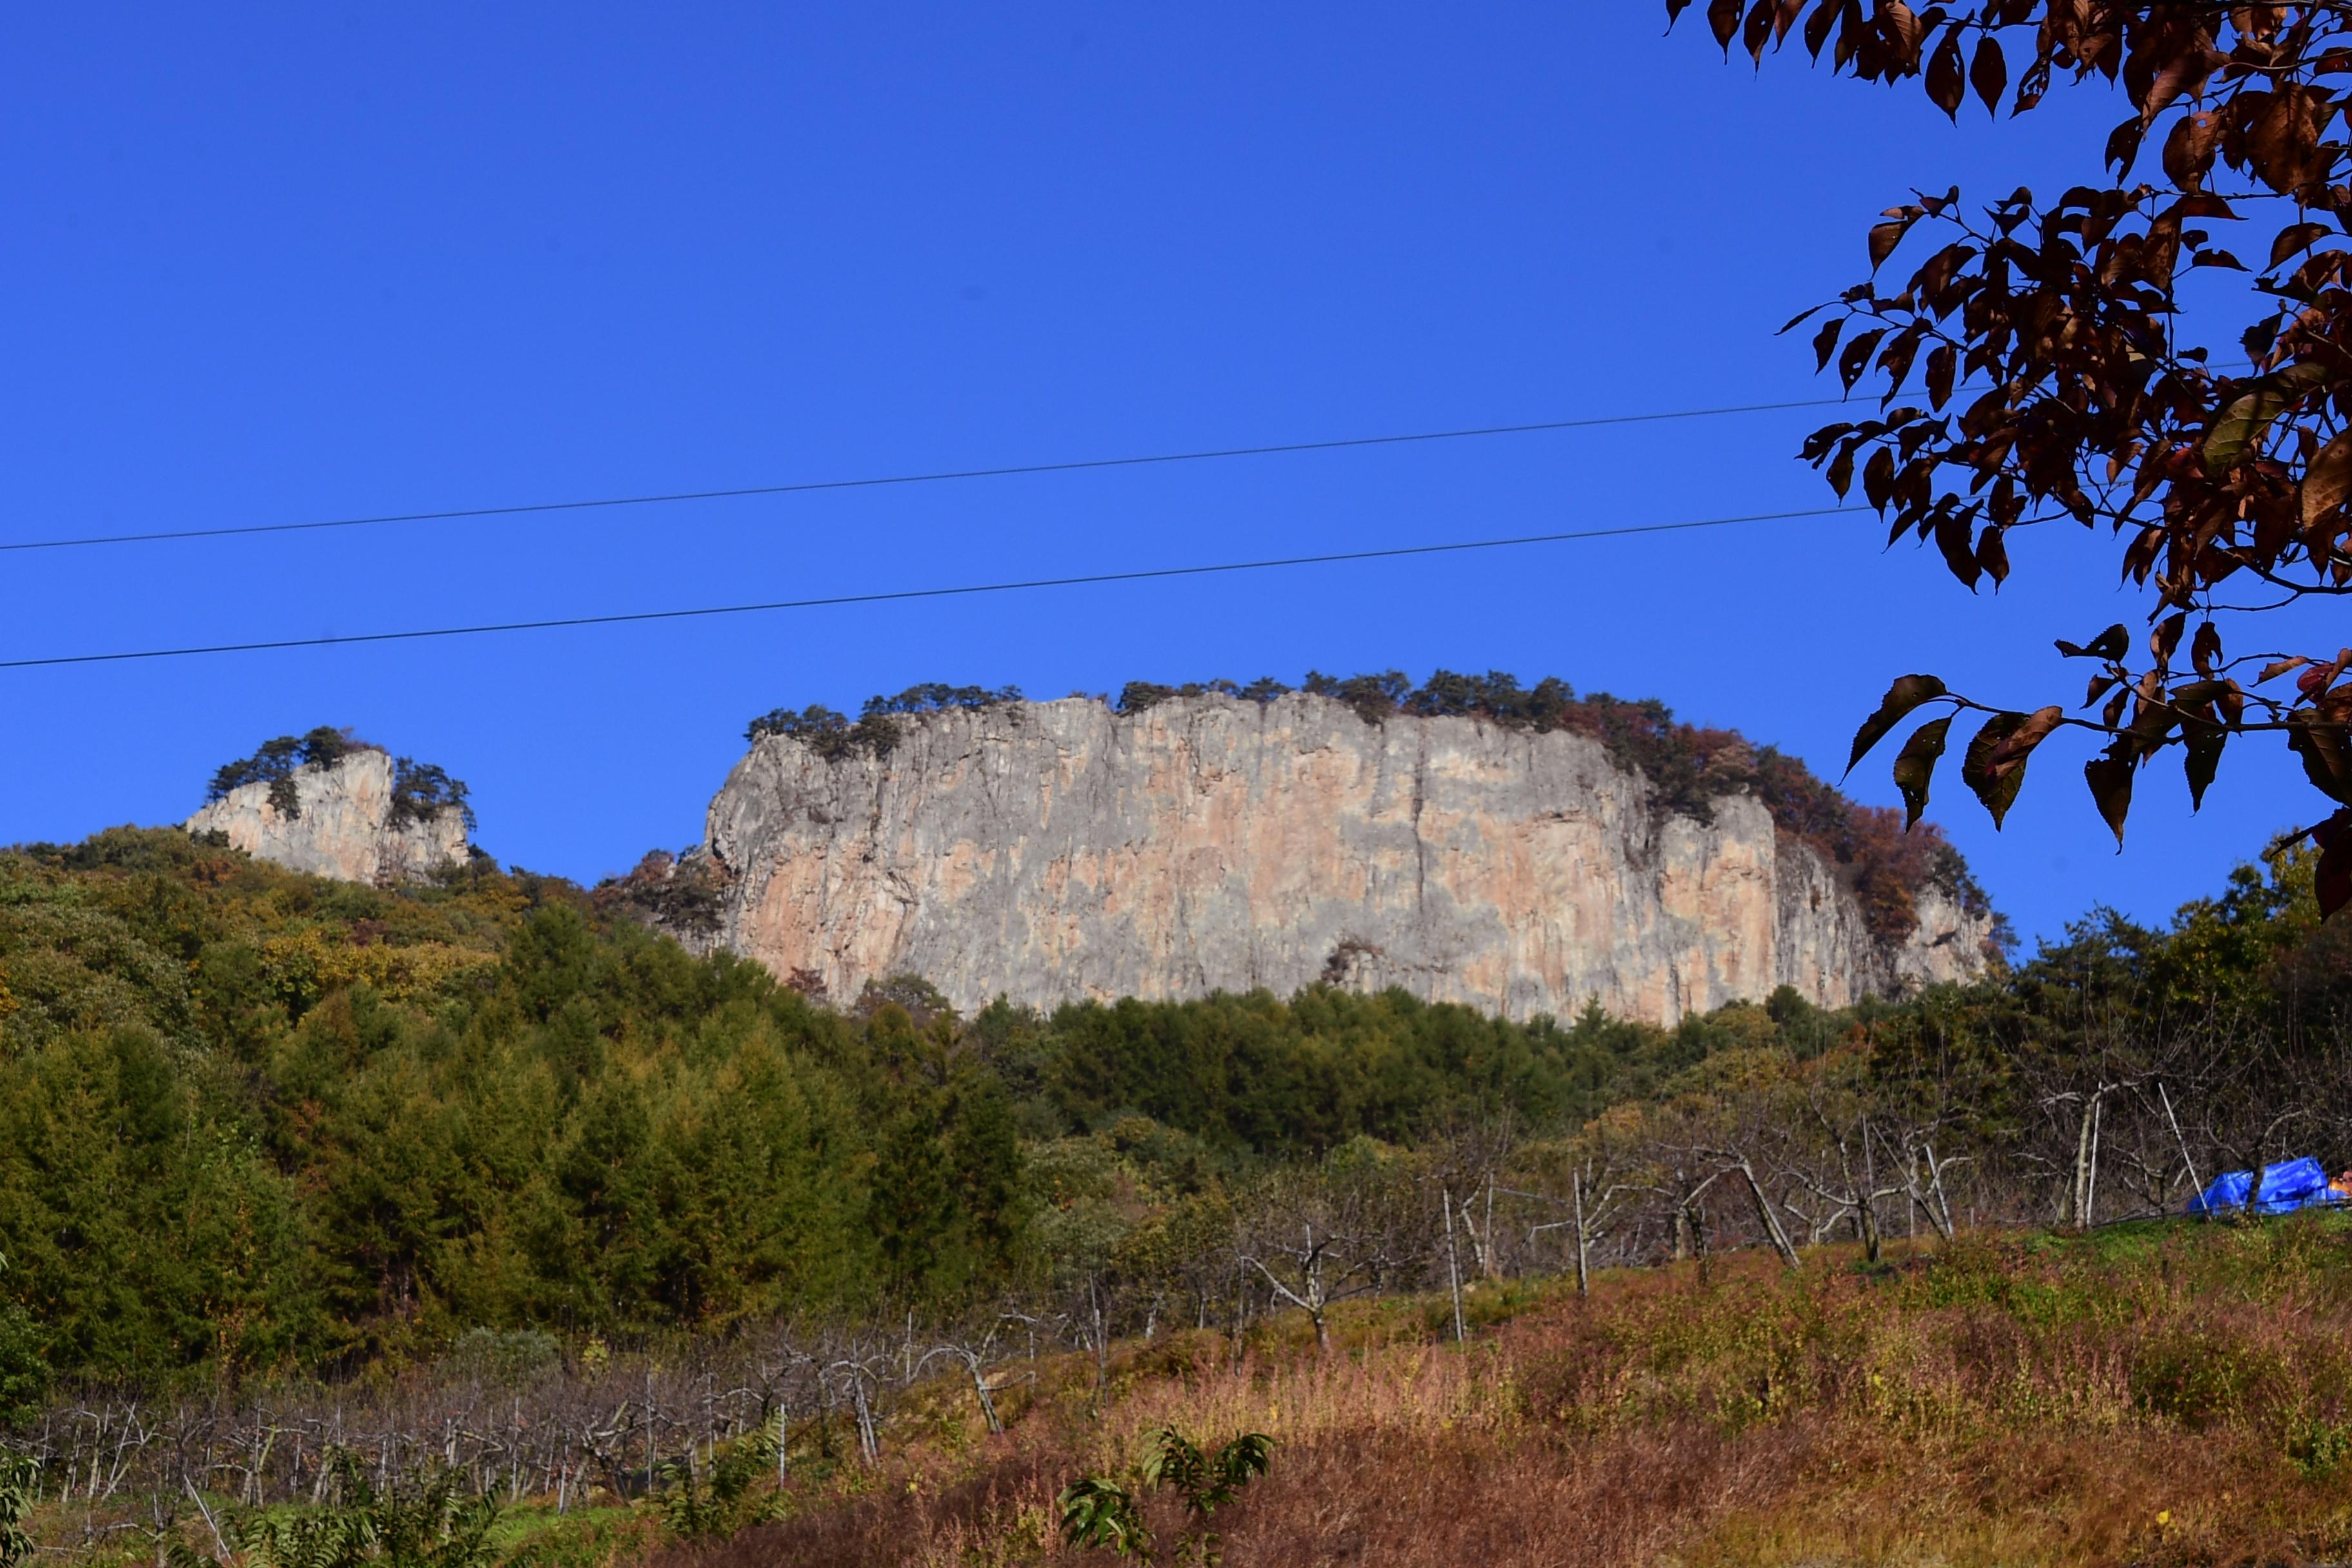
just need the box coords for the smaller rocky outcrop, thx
[185,734,471,885]
[593,850,734,954]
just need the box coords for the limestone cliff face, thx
[696,694,1992,1025]
[185,750,467,885]
[691,696,1984,1020]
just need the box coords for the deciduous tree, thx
[1672,1,2352,908]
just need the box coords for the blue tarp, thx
[2186,1155,2346,1216]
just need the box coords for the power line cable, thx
[0,397,1857,555]
[0,504,1863,671]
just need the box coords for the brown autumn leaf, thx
[2162,110,2220,192]
[2271,220,2333,271]
[2316,807,2352,918]
[2084,738,2137,848]
[2245,86,2330,195]
[1976,523,2010,585]
[1987,704,2066,769]
[1658,1,2352,911]
[1879,0,1922,60]
[2304,429,2352,528]
[1969,35,2006,115]
[1936,507,1983,587]
[1863,446,1896,508]
[1839,328,1887,390]
[2288,710,2352,804]
[1801,0,1836,57]
[2105,115,2147,175]
[1926,342,1957,409]
[2056,624,2131,662]
[1961,709,2058,829]
[1868,212,1919,270]
[1847,673,1949,776]
[1893,716,1954,829]
[1925,30,1966,119]
[1811,315,1843,371]
[2219,680,2247,728]
[2184,720,2226,812]
[2191,620,2223,678]
[2260,656,2312,684]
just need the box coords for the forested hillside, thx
[3,822,2347,1407]
[8,823,2352,1564]
[0,827,1687,1393]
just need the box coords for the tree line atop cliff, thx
[206,727,474,832]
[743,671,1992,946]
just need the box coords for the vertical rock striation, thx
[186,750,468,885]
[694,693,1991,1024]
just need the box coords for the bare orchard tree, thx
[1235,1148,1427,1353]
[916,1312,1050,1437]
[1675,1066,1810,1271]
[1616,1053,1807,1271]
[1507,1111,1649,1295]
[1886,1121,1967,1242]
[1426,1113,1519,1284]
[1747,1052,1924,1264]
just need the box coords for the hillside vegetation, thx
[3,814,2351,1560]
[0,827,1718,1389]
[2,821,2349,1388]
[705,1219,2352,1567]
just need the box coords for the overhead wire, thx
[0,504,1864,671]
[4,354,2260,556]
[0,395,1857,554]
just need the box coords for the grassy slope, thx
[665,1217,2352,1568]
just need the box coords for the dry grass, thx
[660,1217,2352,1567]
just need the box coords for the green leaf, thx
[2204,362,2330,473]
[1893,716,1954,829]
[1847,674,1948,777]
[1058,1478,1147,1556]
[1206,1433,1275,1510]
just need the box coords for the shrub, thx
[1057,1426,1274,1562]
[656,1430,782,1540]
[0,1456,30,1568]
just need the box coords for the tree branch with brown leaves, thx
[1672,0,2352,910]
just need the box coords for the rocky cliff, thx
[186,749,469,885]
[692,693,1992,1025]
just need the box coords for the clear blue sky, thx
[0,5,2320,948]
